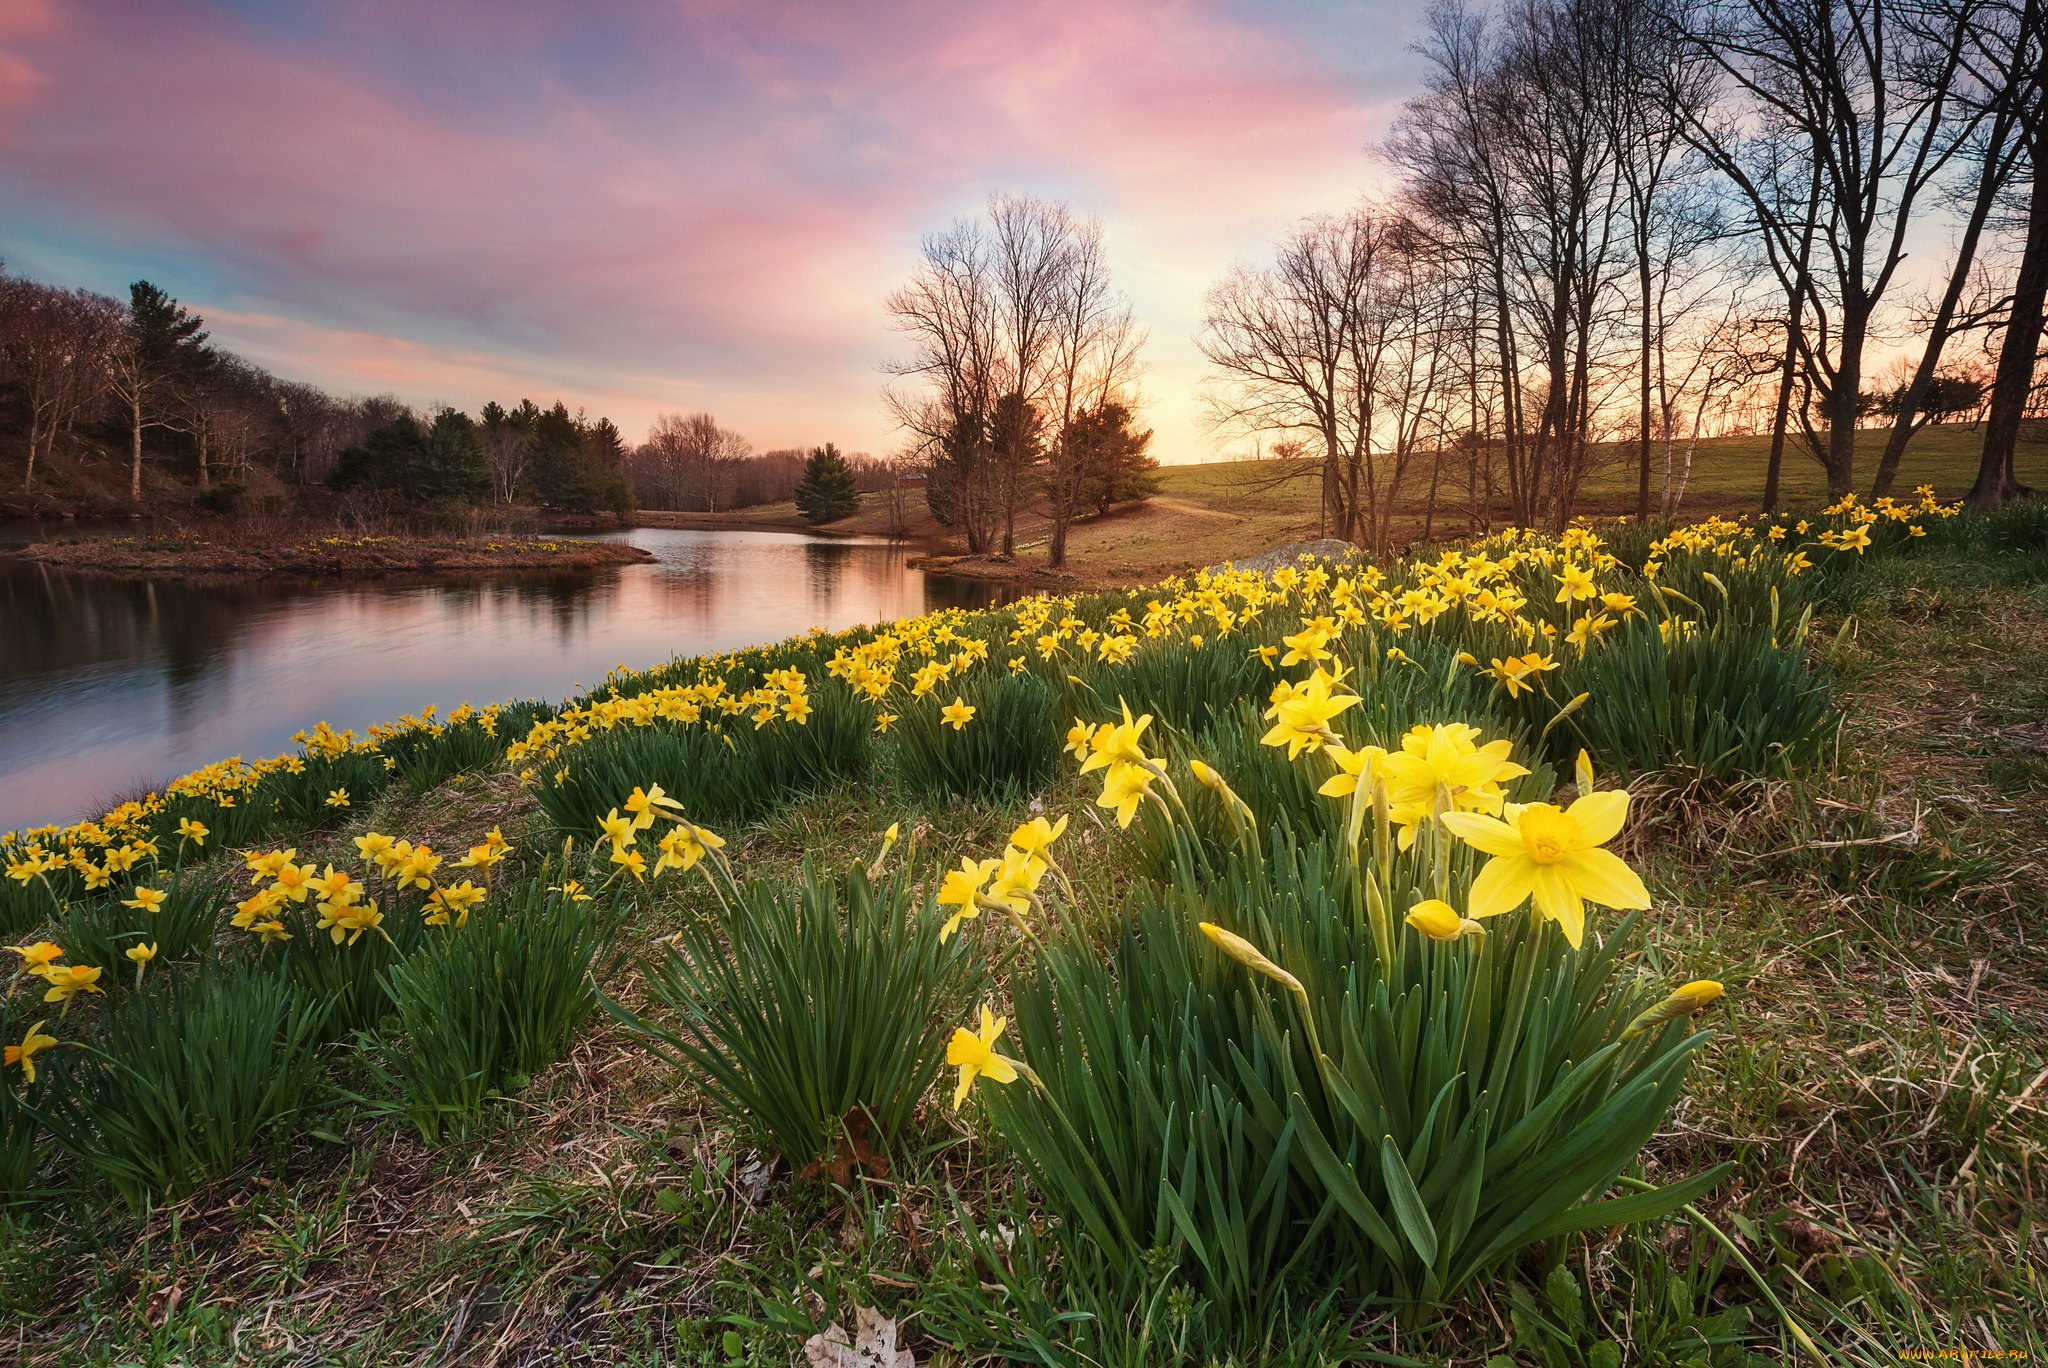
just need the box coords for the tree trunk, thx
[1638,251,1653,521]
[1763,311,1799,513]
[130,395,145,502]
[1873,115,2012,497]
[1970,130,2048,510]
[1825,307,1867,497]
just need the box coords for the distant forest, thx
[0,269,890,519]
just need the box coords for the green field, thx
[1161,421,2048,512]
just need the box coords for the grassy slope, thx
[665,423,2048,589]
[4,549,2044,1365]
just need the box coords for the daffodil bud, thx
[1191,759,1255,819]
[1405,899,1464,941]
[1623,980,1726,1039]
[1198,922,1305,996]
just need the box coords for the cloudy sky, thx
[0,0,1425,462]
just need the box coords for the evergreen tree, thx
[793,442,860,522]
[328,415,426,494]
[1070,401,1159,515]
[418,407,491,504]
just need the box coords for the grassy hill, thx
[656,421,2048,587]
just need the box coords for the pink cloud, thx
[0,0,1398,459]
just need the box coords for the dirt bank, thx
[11,531,655,577]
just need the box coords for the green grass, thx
[1157,420,2048,512]
[1,544,2044,1365]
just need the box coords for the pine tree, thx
[793,442,860,523]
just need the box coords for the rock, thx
[1207,537,1361,576]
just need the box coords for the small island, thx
[13,530,654,577]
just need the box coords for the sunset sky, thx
[0,0,1424,463]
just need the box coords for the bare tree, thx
[0,273,120,491]
[1672,0,1983,496]
[1201,207,1462,554]
[885,218,1005,553]
[1967,0,2048,507]
[1041,220,1146,567]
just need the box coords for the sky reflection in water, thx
[0,528,1010,833]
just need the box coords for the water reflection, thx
[0,527,1016,832]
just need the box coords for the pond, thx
[0,525,1015,834]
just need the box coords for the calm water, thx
[0,525,1012,834]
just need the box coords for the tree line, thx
[1196,0,2046,549]
[885,194,1160,568]
[619,413,902,513]
[0,270,637,513]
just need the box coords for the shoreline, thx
[9,532,656,578]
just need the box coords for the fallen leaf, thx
[803,1305,914,1368]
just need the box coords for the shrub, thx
[604,858,981,1182]
[35,965,324,1206]
[537,692,869,838]
[895,670,1059,802]
[1076,632,1272,734]
[1557,608,1839,782]
[986,832,1723,1311]
[267,888,433,1041]
[57,868,226,981]
[0,1035,50,1202]
[380,712,504,790]
[263,749,391,830]
[978,715,1727,1314]
[367,880,625,1142]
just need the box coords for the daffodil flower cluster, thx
[935,814,1071,942]
[5,938,103,1014]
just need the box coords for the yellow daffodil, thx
[271,861,319,902]
[936,856,1000,940]
[426,880,488,926]
[8,940,64,975]
[456,842,505,870]
[176,817,208,845]
[946,1005,1020,1109]
[1379,723,1528,845]
[245,847,296,882]
[388,844,441,890]
[124,942,158,982]
[41,963,103,1012]
[1555,562,1597,603]
[874,711,899,733]
[1007,815,1068,859]
[325,789,351,808]
[311,865,364,905]
[4,1020,57,1083]
[1317,744,1387,799]
[1488,652,1558,699]
[231,885,286,929]
[1440,790,1651,947]
[1199,923,1311,1010]
[610,845,649,881]
[1260,667,1358,758]
[941,696,977,730]
[1404,899,1484,943]
[353,832,396,865]
[598,808,639,849]
[984,847,1048,914]
[652,821,725,876]
[551,880,593,903]
[317,899,386,945]
[1280,626,1332,666]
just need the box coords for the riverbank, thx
[2,513,2042,1363]
[10,530,655,577]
